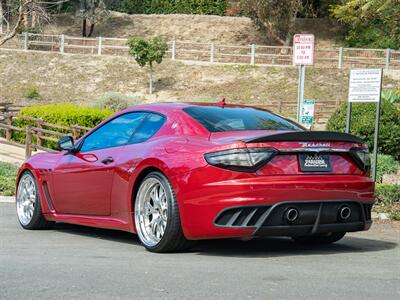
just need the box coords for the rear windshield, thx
[184,106,303,132]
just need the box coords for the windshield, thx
[184,106,304,132]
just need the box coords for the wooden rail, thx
[0,112,91,158]
[1,33,399,69]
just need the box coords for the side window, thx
[80,112,146,152]
[129,113,165,144]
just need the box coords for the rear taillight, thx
[204,148,277,172]
[350,148,371,174]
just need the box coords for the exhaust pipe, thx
[339,206,351,220]
[285,208,299,222]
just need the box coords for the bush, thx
[112,0,227,15]
[382,89,400,104]
[23,85,41,100]
[13,104,113,148]
[91,93,141,112]
[0,162,19,196]
[327,99,400,159]
[376,184,400,205]
[374,154,400,183]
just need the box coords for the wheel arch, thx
[131,166,166,208]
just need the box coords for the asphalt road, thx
[0,202,399,300]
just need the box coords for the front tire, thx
[292,232,346,244]
[134,171,193,252]
[16,171,54,230]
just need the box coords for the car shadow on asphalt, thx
[53,223,397,257]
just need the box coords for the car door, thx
[51,112,147,216]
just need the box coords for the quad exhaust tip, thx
[339,206,351,220]
[285,208,299,222]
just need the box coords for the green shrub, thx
[326,99,400,159]
[112,0,227,15]
[376,184,400,205]
[374,154,400,183]
[13,104,113,149]
[382,89,400,104]
[91,93,141,112]
[0,162,19,196]
[23,85,41,100]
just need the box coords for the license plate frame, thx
[298,153,331,172]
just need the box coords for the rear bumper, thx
[215,200,374,237]
[174,166,375,240]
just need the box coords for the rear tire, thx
[134,171,193,253]
[292,232,346,244]
[16,170,54,230]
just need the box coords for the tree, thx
[240,0,303,46]
[127,36,167,95]
[77,0,108,37]
[330,0,400,49]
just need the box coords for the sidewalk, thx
[0,137,41,165]
[0,196,14,203]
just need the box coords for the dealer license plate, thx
[299,153,331,172]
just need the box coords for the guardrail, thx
[1,33,399,69]
[0,112,90,158]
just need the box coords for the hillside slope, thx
[46,12,343,48]
[1,50,398,122]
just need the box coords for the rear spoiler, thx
[244,131,365,144]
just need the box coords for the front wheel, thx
[134,171,193,252]
[16,171,54,230]
[292,232,346,244]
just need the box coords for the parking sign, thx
[293,34,315,65]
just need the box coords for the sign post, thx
[293,34,315,122]
[347,68,383,182]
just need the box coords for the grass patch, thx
[374,184,400,220]
[0,162,19,196]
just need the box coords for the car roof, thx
[122,102,265,116]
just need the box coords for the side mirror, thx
[57,136,74,151]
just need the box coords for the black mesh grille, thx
[215,206,271,227]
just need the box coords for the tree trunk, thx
[0,0,3,34]
[82,18,87,37]
[87,23,95,37]
[149,63,153,94]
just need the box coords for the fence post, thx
[210,43,215,63]
[5,113,12,141]
[171,40,176,60]
[71,126,79,141]
[250,44,255,65]
[60,34,65,54]
[338,47,343,69]
[97,37,102,55]
[25,125,32,159]
[24,32,29,51]
[385,48,391,70]
[36,119,43,147]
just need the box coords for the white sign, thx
[348,68,382,103]
[301,99,315,127]
[293,34,315,65]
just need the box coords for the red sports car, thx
[16,102,375,252]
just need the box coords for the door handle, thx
[101,157,114,164]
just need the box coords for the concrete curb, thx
[0,196,15,203]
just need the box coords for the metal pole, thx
[97,37,102,55]
[297,65,305,122]
[60,34,65,54]
[385,48,391,70]
[250,44,255,65]
[210,43,215,63]
[171,40,176,60]
[345,102,352,133]
[372,70,383,182]
[338,47,343,69]
[24,32,29,51]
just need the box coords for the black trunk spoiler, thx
[244,131,365,144]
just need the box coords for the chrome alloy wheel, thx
[135,177,169,247]
[16,173,37,226]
